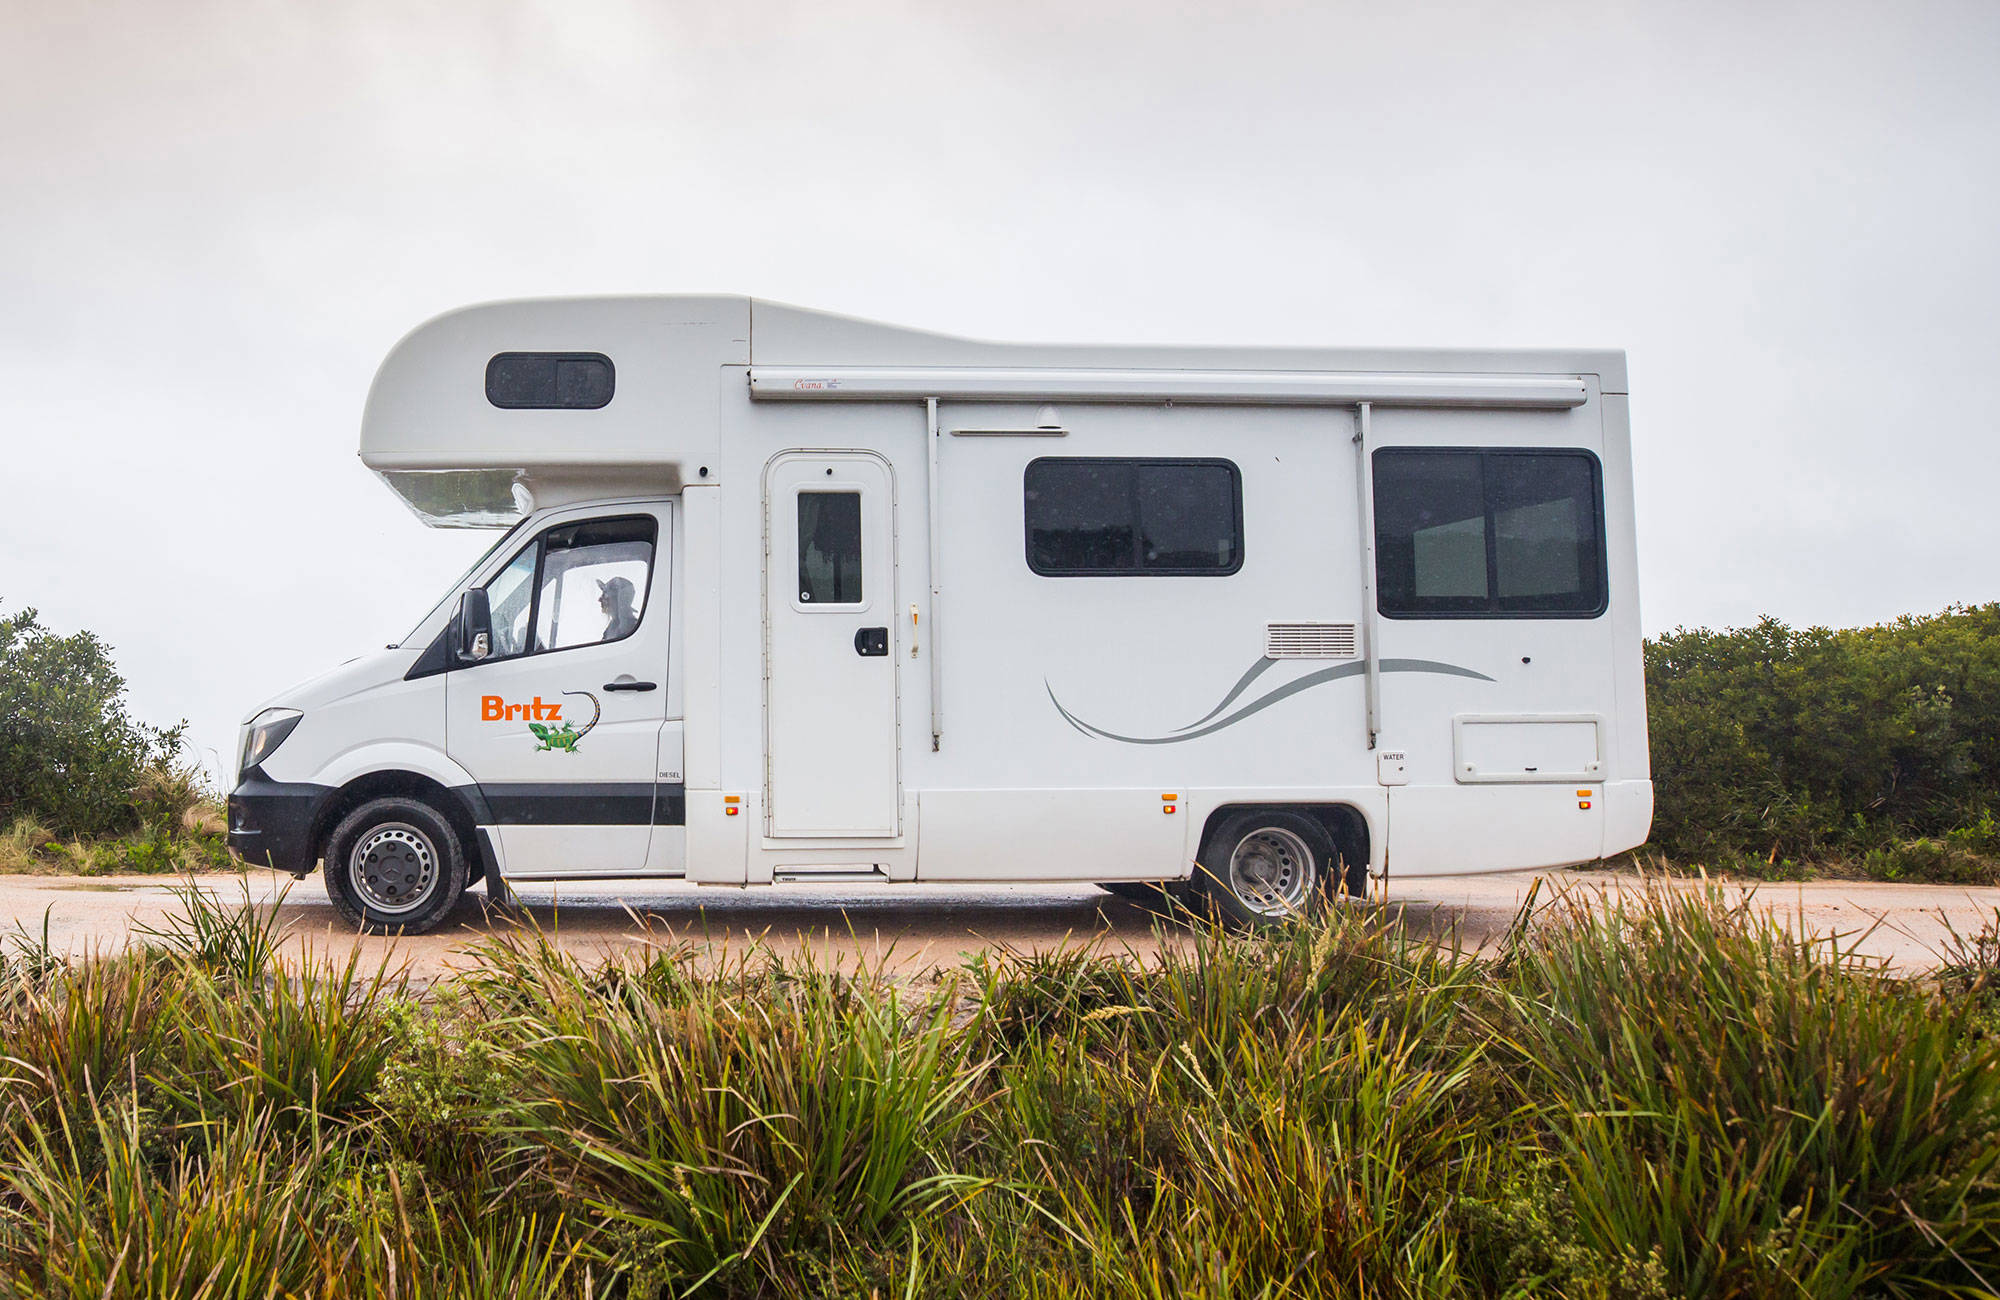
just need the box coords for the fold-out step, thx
[771,866,890,884]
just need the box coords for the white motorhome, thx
[226,296,1650,933]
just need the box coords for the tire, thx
[1192,811,1338,928]
[322,797,469,934]
[1336,849,1370,901]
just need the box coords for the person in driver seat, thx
[598,576,640,641]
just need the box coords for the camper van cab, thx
[226,297,1651,933]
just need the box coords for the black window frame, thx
[485,352,616,410]
[1372,446,1608,620]
[1023,456,1245,577]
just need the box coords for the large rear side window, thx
[1373,448,1606,618]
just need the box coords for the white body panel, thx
[252,652,453,789]
[240,296,1648,890]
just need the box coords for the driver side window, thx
[476,515,658,662]
[534,518,655,650]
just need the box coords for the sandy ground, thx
[3,869,1999,980]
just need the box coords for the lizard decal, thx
[528,690,601,754]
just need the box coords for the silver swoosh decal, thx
[1048,658,1494,745]
[1175,657,1279,731]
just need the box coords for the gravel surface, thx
[2,870,1996,979]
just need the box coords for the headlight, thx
[240,708,304,776]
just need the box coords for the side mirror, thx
[457,589,493,662]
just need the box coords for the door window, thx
[471,515,657,662]
[534,517,656,649]
[797,491,864,605]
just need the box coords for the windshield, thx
[394,519,532,647]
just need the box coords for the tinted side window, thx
[486,353,615,409]
[1026,462,1134,572]
[1025,458,1242,575]
[1135,461,1241,569]
[1374,449,1605,618]
[1374,452,1487,610]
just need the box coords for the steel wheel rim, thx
[350,823,438,916]
[1228,827,1316,916]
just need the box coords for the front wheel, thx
[323,797,469,934]
[1193,811,1341,928]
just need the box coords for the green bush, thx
[0,602,188,837]
[1646,603,2000,867]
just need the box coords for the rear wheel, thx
[323,797,468,934]
[1194,811,1337,928]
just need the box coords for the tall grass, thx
[1495,883,2000,1297]
[467,931,988,1292]
[0,881,1995,1297]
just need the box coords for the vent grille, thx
[1265,622,1359,660]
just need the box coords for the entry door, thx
[446,505,673,874]
[764,452,901,837]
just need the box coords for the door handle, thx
[854,627,890,656]
[603,680,657,692]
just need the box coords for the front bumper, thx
[227,774,334,875]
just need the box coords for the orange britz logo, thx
[483,690,601,753]
[482,695,563,722]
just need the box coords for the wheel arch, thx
[1195,802,1373,880]
[309,770,486,879]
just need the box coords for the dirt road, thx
[3,869,1997,979]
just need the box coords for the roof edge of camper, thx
[745,367,1589,409]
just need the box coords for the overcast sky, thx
[4,0,1997,782]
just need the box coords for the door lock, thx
[854,627,889,656]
